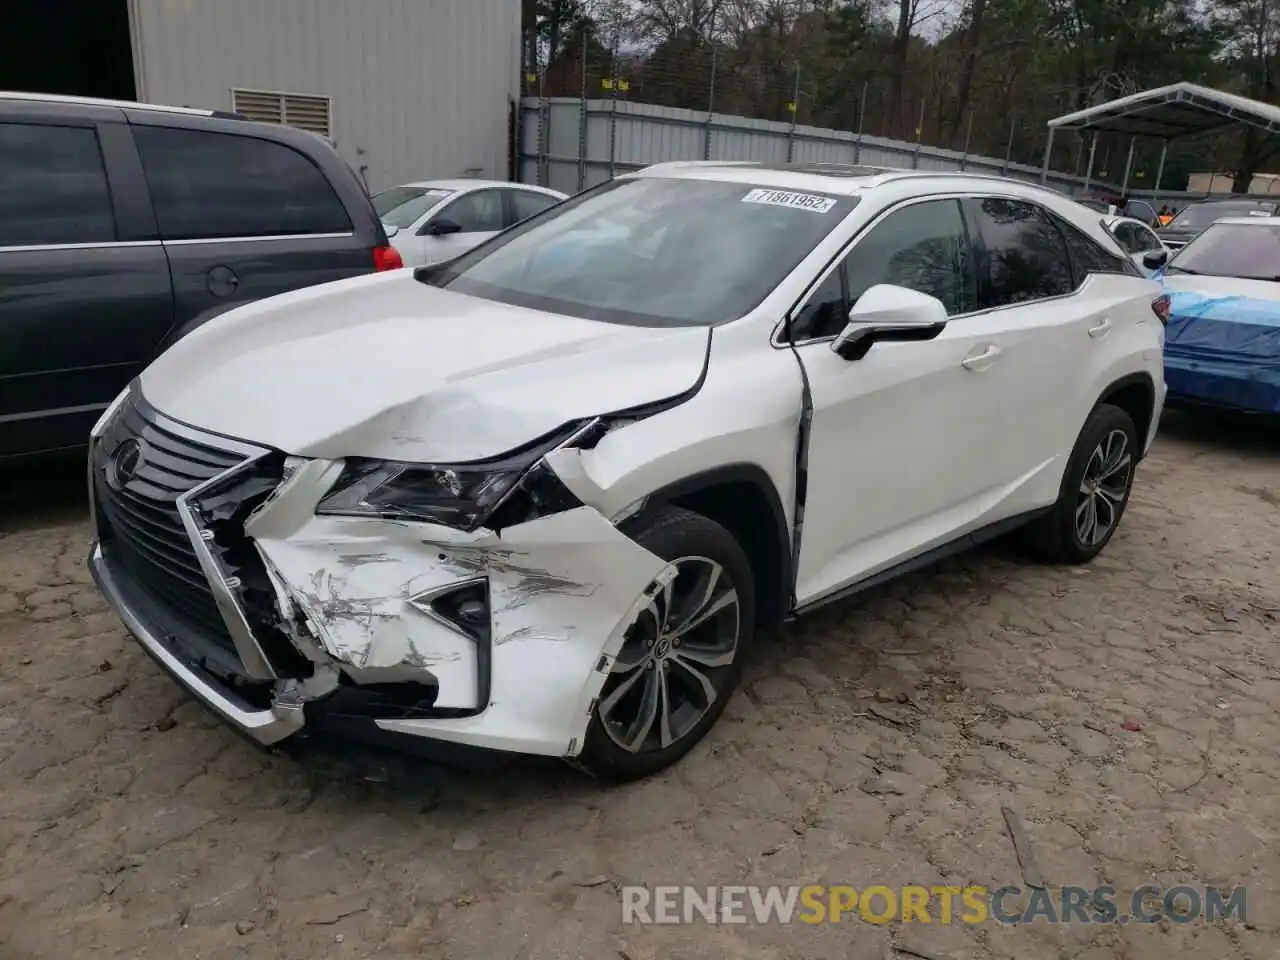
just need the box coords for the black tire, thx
[1023,402,1140,564]
[576,506,756,782]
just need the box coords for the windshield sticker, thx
[1248,209,1270,216]
[741,188,836,213]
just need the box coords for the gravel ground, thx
[1,410,1278,960]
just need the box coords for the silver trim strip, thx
[0,232,355,254]
[0,240,163,254]
[89,543,301,745]
[0,401,109,425]
[0,90,214,116]
[176,454,279,680]
[164,231,355,246]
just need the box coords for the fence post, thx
[1001,117,1016,173]
[577,31,588,192]
[786,62,800,163]
[959,109,973,171]
[1039,127,1055,185]
[1153,140,1168,210]
[533,63,550,188]
[607,40,619,179]
[1082,133,1097,193]
[1119,136,1136,196]
[849,83,870,166]
[703,42,717,160]
[912,99,926,169]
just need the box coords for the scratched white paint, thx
[247,462,667,749]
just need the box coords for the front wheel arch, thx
[629,464,793,628]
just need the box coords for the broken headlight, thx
[316,427,586,532]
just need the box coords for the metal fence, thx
[516,96,1224,207]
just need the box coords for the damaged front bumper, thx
[88,393,669,759]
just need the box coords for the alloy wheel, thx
[598,556,741,754]
[1075,428,1132,546]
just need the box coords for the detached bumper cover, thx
[1163,292,1280,414]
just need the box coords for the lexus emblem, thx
[106,437,145,491]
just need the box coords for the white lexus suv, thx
[88,162,1167,780]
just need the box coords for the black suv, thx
[0,91,400,461]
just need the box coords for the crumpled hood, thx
[141,271,710,463]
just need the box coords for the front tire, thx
[1023,403,1139,564]
[577,506,755,782]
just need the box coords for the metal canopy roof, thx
[1047,82,1280,141]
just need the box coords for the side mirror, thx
[421,218,462,237]
[1142,249,1169,269]
[831,284,948,361]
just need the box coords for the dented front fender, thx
[242,457,668,756]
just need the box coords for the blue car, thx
[1155,215,1280,415]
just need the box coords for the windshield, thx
[1166,223,1280,281]
[1077,199,1111,213]
[1166,200,1275,231]
[425,176,857,326]
[372,186,454,228]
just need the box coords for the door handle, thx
[1088,317,1113,338]
[961,345,1001,371]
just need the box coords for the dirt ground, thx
[0,410,1278,960]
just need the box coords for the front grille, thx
[93,395,249,675]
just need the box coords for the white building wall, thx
[127,0,520,192]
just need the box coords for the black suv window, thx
[0,122,115,247]
[134,126,352,240]
[789,198,973,341]
[968,198,1074,307]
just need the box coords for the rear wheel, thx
[1023,403,1139,564]
[576,507,755,782]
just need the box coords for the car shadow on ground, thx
[0,453,89,534]
[1158,404,1280,459]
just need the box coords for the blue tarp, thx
[1162,289,1280,414]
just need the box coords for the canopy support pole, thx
[1120,137,1136,196]
[1082,133,1098,193]
[1040,126,1056,184]
[1153,141,1168,211]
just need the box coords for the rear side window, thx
[0,122,115,247]
[967,198,1074,308]
[1111,223,1140,254]
[437,190,505,233]
[1057,216,1140,279]
[509,189,560,224]
[134,126,352,240]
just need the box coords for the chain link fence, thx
[516,25,1208,206]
